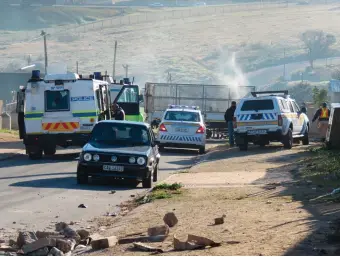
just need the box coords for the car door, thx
[292,100,305,134]
[287,100,300,134]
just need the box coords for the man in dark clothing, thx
[224,101,237,146]
[312,102,330,141]
[112,103,125,120]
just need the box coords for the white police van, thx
[156,105,206,154]
[234,91,309,151]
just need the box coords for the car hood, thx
[83,142,151,155]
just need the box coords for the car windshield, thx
[90,123,150,146]
[241,100,274,111]
[164,111,200,122]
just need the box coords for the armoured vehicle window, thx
[90,123,150,146]
[240,100,274,111]
[117,87,138,103]
[164,111,200,122]
[45,90,70,112]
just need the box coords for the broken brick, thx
[22,238,56,254]
[91,236,118,250]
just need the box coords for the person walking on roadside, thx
[224,101,237,147]
[312,102,330,142]
[111,103,125,120]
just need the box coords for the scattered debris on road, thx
[214,214,226,225]
[109,191,116,194]
[77,204,87,209]
[147,225,169,237]
[133,242,163,253]
[163,212,178,227]
[173,234,221,251]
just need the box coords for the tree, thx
[312,86,328,107]
[300,30,336,69]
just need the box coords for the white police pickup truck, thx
[233,91,310,151]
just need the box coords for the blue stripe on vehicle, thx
[270,113,275,119]
[72,112,97,118]
[25,113,44,118]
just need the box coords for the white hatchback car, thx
[156,105,206,154]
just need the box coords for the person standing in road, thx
[312,102,330,142]
[224,101,237,147]
[112,103,125,120]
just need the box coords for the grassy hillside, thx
[0,6,122,30]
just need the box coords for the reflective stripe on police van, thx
[238,113,276,121]
[160,135,202,142]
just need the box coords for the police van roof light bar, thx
[251,90,288,97]
[168,105,199,110]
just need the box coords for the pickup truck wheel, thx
[158,145,164,152]
[302,128,309,145]
[153,164,158,182]
[28,149,43,160]
[283,128,293,149]
[77,168,88,184]
[142,174,152,188]
[239,143,248,151]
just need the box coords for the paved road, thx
[0,145,206,238]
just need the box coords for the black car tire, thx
[44,146,56,156]
[199,146,205,155]
[239,143,248,151]
[302,128,309,145]
[142,174,152,188]
[153,164,159,182]
[158,145,165,152]
[283,128,293,149]
[28,149,43,160]
[77,168,88,184]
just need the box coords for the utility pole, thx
[122,64,129,78]
[41,30,48,74]
[113,41,117,80]
[76,61,79,74]
[283,48,286,80]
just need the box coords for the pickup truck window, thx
[240,100,274,111]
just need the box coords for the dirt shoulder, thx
[86,143,340,256]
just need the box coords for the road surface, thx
[0,145,208,238]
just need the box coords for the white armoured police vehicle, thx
[16,70,112,160]
[234,91,309,151]
[156,105,206,154]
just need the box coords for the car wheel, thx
[28,149,43,160]
[199,146,205,154]
[283,128,293,149]
[77,168,88,184]
[153,164,159,182]
[302,127,309,145]
[44,146,56,156]
[239,144,248,151]
[142,174,152,188]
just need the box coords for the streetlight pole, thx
[122,64,129,78]
[41,30,48,74]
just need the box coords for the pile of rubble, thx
[0,222,116,256]
[0,212,223,255]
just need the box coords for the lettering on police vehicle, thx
[71,96,95,102]
[50,86,64,91]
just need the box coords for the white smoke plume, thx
[217,50,249,100]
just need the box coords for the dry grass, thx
[2,4,340,84]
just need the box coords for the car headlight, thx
[93,154,100,162]
[111,156,117,162]
[129,157,136,164]
[137,157,146,165]
[83,153,92,162]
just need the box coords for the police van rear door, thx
[237,98,278,135]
